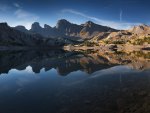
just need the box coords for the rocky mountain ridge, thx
[90,24,150,44]
[0,22,79,48]
[14,19,117,40]
[3,19,150,47]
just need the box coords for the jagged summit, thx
[15,25,26,30]
[14,25,28,33]
[84,21,95,26]
[31,22,42,31]
[56,19,72,29]
[0,22,9,29]
[129,24,150,34]
[1,20,150,46]
[44,24,52,29]
[57,19,70,23]
[13,19,117,40]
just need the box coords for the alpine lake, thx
[0,49,150,113]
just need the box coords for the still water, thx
[0,50,150,113]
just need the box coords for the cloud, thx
[13,6,39,29]
[0,3,39,29]
[62,9,140,30]
[14,9,39,20]
[13,3,21,8]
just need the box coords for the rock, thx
[129,24,150,35]
[14,19,117,40]
[14,25,29,33]
[0,22,68,47]
[31,22,42,31]
[44,24,52,29]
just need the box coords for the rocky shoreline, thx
[64,44,150,52]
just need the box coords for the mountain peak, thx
[57,19,70,23]
[133,24,149,29]
[44,24,52,29]
[139,24,149,27]
[0,22,9,28]
[56,19,71,29]
[129,24,150,34]
[15,25,26,30]
[31,22,42,32]
[31,22,42,28]
[14,25,28,33]
[85,21,94,24]
[84,21,96,27]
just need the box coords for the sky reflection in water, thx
[0,50,150,113]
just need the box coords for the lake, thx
[0,50,150,113]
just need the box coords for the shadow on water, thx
[0,49,150,113]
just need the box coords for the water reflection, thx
[0,50,150,75]
[0,50,150,113]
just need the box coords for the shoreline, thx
[0,44,150,52]
[64,44,150,52]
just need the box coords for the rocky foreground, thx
[89,24,150,46]
[65,24,150,51]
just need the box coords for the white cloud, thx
[0,3,39,29]
[62,9,140,30]
[13,8,39,29]
[13,3,21,8]
[14,9,39,20]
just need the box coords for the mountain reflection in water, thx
[0,50,150,113]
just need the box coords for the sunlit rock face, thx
[129,24,150,35]
[103,24,150,44]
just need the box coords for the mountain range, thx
[0,22,80,49]
[90,24,150,45]
[0,19,150,48]
[0,23,43,47]
[14,19,117,40]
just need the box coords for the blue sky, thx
[0,0,150,29]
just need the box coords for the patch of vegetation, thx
[132,51,150,59]
[131,37,150,45]
[112,40,126,44]
[82,41,99,47]
[114,51,126,55]
[103,40,126,44]
[81,49,96,54]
